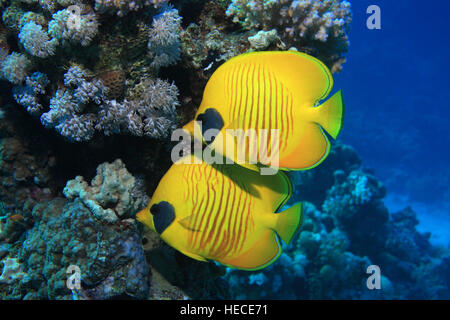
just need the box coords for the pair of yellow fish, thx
[137,51,344,270]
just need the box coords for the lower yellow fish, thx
[136,155,303,270]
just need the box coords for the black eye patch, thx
[195,108,224,144]
[150,201,175,234]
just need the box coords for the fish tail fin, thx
[315,90,344,139]
[182,119,195,136]
[274,203,303,244]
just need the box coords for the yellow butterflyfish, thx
[183,51,344,171]
[136,154,303,271]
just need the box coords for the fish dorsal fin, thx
[178,214,202,232]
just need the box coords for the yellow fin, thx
[274,203,303,244]
[178,214,202,232]
[219,230,282,271]
[315,90,345,139]
[280,123,330,170]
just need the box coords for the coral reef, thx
[63,159,148,223]
[226,0,352,72]
[97,78,180,138]
[1,0,183,142]
[147,7,182,70]
[19,21,57,58]
[40,66,106,142]
[0,258,26,284]
[0,52,30,84]
[48,6,99,47]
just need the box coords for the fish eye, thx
[150,203,160,215]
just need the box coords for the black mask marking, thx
[195,108,224,144]
[150,201,175,234]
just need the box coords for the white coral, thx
[19,21,58,58]
[0,258,26,284]
[63,159,137,223]
[0,52,31,84]
[48,6,99,46]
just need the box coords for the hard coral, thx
[226,0,352,71]
[18,197,149,299]
[63,159,148,223]
[0,258,26,284]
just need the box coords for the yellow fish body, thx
[136,155,303,270]
[183,51,344,171]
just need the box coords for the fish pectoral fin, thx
[178,215,202,232]
[273,202,303,245]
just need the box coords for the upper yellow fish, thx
[183,51,344,171]
[136,154,303,271]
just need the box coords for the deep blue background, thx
[335,0,450,244]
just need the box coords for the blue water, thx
[335,0,450,245]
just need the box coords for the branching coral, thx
[226,0,352,71]
[48,5,99,46]
[148,7,182,70]
[13,72,49,115]
[97,78,180,139]
[18,21,57,58]
[0,52,30,84]
[40,66,106,142]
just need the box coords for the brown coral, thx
[98,69,126,100]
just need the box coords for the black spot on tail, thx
[150,201,175,234]
[195,108,224,144]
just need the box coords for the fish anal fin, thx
[280,123,330,170]
[219,230,282,271]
